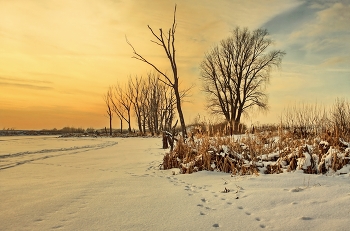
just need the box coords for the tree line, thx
[104,72,177,136]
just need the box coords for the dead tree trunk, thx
[126,4,187,138]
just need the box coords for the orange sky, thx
[1,0,349,130]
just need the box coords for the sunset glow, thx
[1,0,349,130]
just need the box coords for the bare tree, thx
[103,87,114,136]
[160,83,176,132]
[126,5,187,137]
[331,98,350,139]
[111,83,132,133]
[141,72,176,135]
[200,27,285,133]
[111,94,124,134]
[140,82,150,134]
[128,75,143,134]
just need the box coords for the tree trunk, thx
[234,107,243,134]
[142,113,146,135]
[137,116,142,135]
[229,119,234,136]
[120,118,123,134]
[174,87,187,137]
[127,110,132,132]
[109,116,112,136]
[234,120,240,134]
[162,132,169,149]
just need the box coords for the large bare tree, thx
[200,27,285,134]
[126,5,187,137]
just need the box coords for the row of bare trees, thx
[103,73,176,136]
[104,5,286,137]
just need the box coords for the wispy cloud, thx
[321,56,350,67]
[289,2,350,54]
[0,76,52,84]
[0,76,53,90]
[0,82,53,90]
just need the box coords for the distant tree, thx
[112,83,132,133]
[331,98,350,139]
[103,87,114,136]
[200,27,285,134]
[160,81,176,132]
[86,127,95,133]
[126,5,188,137]
[109,84,124,134]
[128,75,144,134]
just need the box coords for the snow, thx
[1,136,350,230]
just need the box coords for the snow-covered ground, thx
[1,136,349,230]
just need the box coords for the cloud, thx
[262,1,350,62]
[321,56,350,67]
[0,76,52,84]
[0,81,53,90]
[289,1,350,53]
[0,75,53,90]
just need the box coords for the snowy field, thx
[1,136,349,231]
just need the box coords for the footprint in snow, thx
[300,216,313,220]
[52,225,64,229]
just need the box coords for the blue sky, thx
[258,0,350,123]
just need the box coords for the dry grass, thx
[162,129,350,175]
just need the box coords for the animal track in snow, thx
[51,225,64,229]
[300,216,313,220]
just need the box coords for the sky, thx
[0,0,349,130]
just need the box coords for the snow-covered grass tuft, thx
[162,131,350,176]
